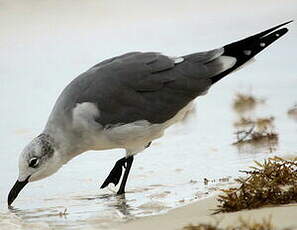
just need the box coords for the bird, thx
[8,21,292,206]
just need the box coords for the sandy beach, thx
[118,194,297,230]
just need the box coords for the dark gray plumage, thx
[58,50,224,126]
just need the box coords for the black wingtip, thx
[210,21,292,84]
[276,20,293,27]
[282,20,294,25]
[225,20,293,49]
[254,20,293,38]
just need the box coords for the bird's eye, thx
[29,157,39,168]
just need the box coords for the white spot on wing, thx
[260,42,266,47]
[217,56,237,71]
[170,56,184,64]
[72,102,100,129]
[243,50,252,56]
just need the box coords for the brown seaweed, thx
[216,157,297,214]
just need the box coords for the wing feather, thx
[56,50,229,125]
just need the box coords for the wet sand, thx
[118,194,297,230]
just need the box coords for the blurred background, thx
[0,0,296,229]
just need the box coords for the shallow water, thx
[0,0,297,229]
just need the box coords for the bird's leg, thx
[100,157,126,189]
[117,156,134,195]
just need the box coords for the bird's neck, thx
[42,125,89,164]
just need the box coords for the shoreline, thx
[117,194,297,230]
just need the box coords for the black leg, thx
[100,157,126,189]
[117,156,134,195]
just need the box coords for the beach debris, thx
[216,157,297,213]
[183,217,279,230]
[203,177,231,186]
[232,93,278,153]
[218,177,230,183]
[58,208,68,217]
[190,179,198,184]
[175,168,184,172]
[288,104,297,121]
[233,116,278,149]
[204,178,209,185]
[232,93,264,113]
[203,178,217,185]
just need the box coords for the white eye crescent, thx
[29,157,39,168]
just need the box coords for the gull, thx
[8,21,292,206]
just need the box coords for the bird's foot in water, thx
[100,157,126,189]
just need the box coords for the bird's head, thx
[8,134,63,206]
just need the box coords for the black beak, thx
[8,176,30,207]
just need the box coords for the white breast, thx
[71,101,195,156]
[103,101,195,156]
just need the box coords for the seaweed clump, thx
[216,157,297,213]
[231,93,277,152]
[233,117,278,148]
[232,93,264,113]
[183,218,279,230]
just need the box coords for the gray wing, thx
[62,49,228,125]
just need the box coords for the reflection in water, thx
[7,193,134,229]
[95,193,132,218]
[72,193,133,219]
[234,136,278,154]
[111,194,132,217]
[10,205,70,220]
